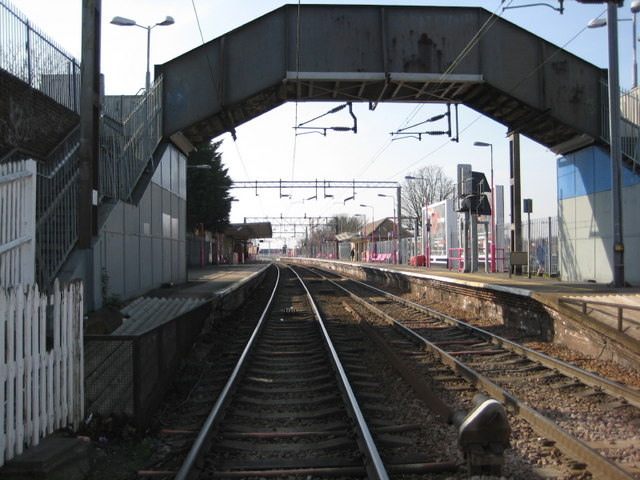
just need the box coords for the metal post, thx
[509,132,522,272]
[414,217,419,261]
[146,25,151,90]
[607,3,626,287]
[547,216,552,276]
[396,186,402,264]
[79,0,101,249]
[633,9,638,89]
[484,222,490,273]
[489,145,496,273]
[527,210,532,279]
[26,20,32,86]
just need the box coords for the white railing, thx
[0,159,36,289]
[0,280,84,465]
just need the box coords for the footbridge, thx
[159,4,605,156]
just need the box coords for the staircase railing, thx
[35,126,81,287]
[34,78,164,287]
[100,77,164,201]
[600,81,640,173]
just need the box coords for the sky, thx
[8,0,627,245]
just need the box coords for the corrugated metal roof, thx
[113,297,206,335]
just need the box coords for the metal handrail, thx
[559,297,640,333]
[100,78,164,201]
[601,81,640,173]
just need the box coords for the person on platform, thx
[536,242,546,277]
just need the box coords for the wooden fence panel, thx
[0,280,83,465]
[0,160,36,289]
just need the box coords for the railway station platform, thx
[83,262,272,429]
[284,257,640,371]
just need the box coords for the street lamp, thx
[378,193,397,264]
[110,15,175,90]
[588,0,640,88]
[474,141,496,273]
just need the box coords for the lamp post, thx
[588,0,640,89]
[473,141,496,273]
[378,193,397,264]
[110,15,175,90]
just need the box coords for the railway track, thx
[164,263,460,479]
[298,263,640,480]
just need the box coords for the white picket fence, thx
[0,158,36,289]
[0,279,84,465]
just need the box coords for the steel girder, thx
[158,4,603,154]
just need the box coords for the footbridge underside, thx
[159,4,604,153]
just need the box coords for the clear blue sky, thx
[10,0,623,245]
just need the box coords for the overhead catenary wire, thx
[386,4,606,183]
[356,0,513,179]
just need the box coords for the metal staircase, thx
[34,83,164,287]
[602,82,640,174]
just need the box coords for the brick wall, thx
[0,70,79,159]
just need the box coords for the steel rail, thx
[289,266,389,480]
[304,266,637,480]
[174,264,280,480]
[324,268,640,409]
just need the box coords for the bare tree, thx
[402,165,454,225]
[334,214,364,234]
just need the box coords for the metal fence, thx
[84,301,211,426]
[307,217,560,276]
[0,0,80,113]
[500,216,559,276]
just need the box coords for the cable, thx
[191,0,266,216]
[190,0,221,103]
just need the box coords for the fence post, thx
[0,289,5,464]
